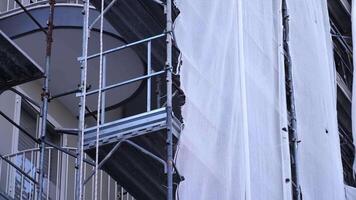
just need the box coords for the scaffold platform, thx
[84,108,183,199]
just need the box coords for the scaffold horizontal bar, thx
[0,111,39,143]
[9,88,40,108]
[55,128,79,135]
[50,89,80,100]
[50,85,91,100]
[82,70,165,97]
[79,33,165,61]
[148,0,165,6]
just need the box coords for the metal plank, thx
[84,108,182,149]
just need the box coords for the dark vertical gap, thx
[327,0,356,186]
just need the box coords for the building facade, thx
[0,0,354,200]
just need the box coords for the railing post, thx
[0,156,2,191]
[5,160,10,196]
[107,176,110,200]
[31,150,35,200]
[7,0,10,11]
[56,150,60,200]
[114,182,117,200]
[46,149,51,200]
[147,41,152,112]
[20,153,25,199]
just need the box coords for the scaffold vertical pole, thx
[165,0,173,199]
[38,0,55,199]
[282,1,301,200]
[76,0,90,199]
[101,55,107,124]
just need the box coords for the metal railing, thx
[0,0,83,14]
[0,146,135,200]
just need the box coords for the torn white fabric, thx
[174,1,250,199]
[352,0,356,175]
[287,0,345,199]
[346,185,356,200]
[175,1,291,199]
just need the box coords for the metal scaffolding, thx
[0,0,182,199]
[75,0,178,199]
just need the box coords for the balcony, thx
[0,147,135,199]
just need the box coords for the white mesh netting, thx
[175,0,346,199]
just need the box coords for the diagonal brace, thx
[0,153,38,184]
[14,0,48,36]
[83,139,125,185]
[89,0,119,31]
[83,139,168,185]
[125,140,167,173]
